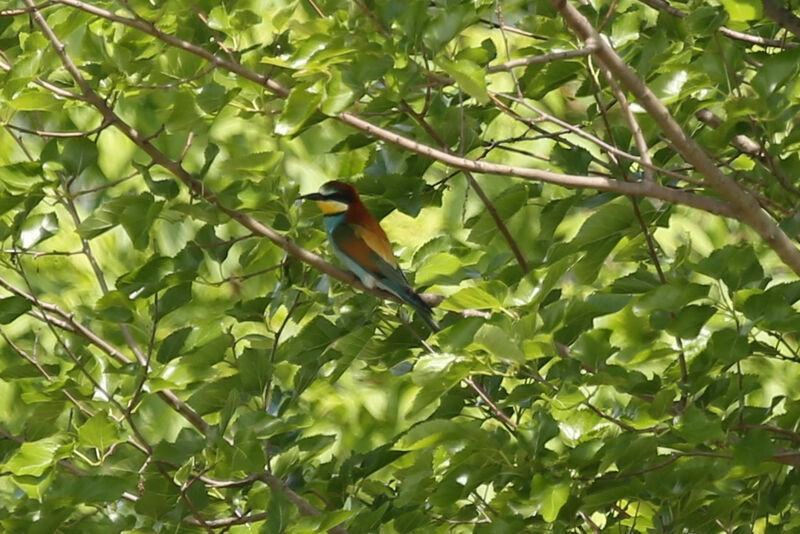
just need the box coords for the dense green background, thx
[1,0,800,532]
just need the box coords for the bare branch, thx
[763,0,800,39]
[596,62,654,182]
[0,0,55,16]
[638,0,797,48]
[695,108,800,198]
[486,41,597,72]
[399,99,529,272]
[51,0,740,221]
[0,274,208,433]
[4,120,113,138]
[551,0,800,277]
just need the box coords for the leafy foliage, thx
[1,0,799,532]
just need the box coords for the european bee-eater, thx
[300,180,440,331]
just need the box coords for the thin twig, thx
[399,99,529,272]
[486,43,598,72]
[464,377,517,431]
[550,0,800,276]
[51,0,741,222]
[4,119,113,138]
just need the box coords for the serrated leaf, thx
[750,46,800,101]
[226,297,270,322]
[665,304,716,338]
[321,69,356,115]
[530,475,570,523]
[551,145,593,175]
[415,252,463,286]
[197,82,228,114]
[3,434,70,476]
[77,413,120,451]
[276,85,321,136]
[137,163,179,199]
[635,283,709,312]
[0,162,46,194]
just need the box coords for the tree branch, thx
[762,0,800,39]
[51,0,739,221]
[0,274,208,433]
[551,0,800,277]
[638,0,797,48]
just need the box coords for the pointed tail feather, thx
[377,275,440,331]
[406,291,440,332]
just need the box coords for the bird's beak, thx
[298,192,324,201]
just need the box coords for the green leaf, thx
[117,255,173,299]
[137,163,180,199]
[551,145,593,175]
[226,297,270,322]
[0,162,45,194]
[118,193,163,250]
[436,58,489,104]
[423,5,477,52]
[183,333,232,367]
[414,252,463,286]
[156,326,194,363]
[95,290,135,323]
[474,324,526,363]
[3,434,70,476]
[565,198,634,252]
[276,85,322,136]
[706,328,750,366]
[733,429,776,467]
[266,486,293,534]
[0,296,32,324]
[635,283,709,312]
[663,304,716,338]
[675,406,725,445]
[694,244,763,290]
[238,347,272,394]
[18,212,58,248]
[77,413,120,451]
[396,419,481,450]
[76,205,118,239]
[750,46,800,101]
[197,82,229,114]
[440,287,502,312]
[530,475,570,522]
[321,69,356,115]
[8,90,62,111]
[648,69,689,105]
[720,0,762,21]
[62,138,99,176]
[156,282,192,319]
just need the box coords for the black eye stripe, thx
[321,192,351,203]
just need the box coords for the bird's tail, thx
[405,290,440,332]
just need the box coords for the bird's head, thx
[299,180,359,215]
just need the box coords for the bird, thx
[299,180,440,331]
